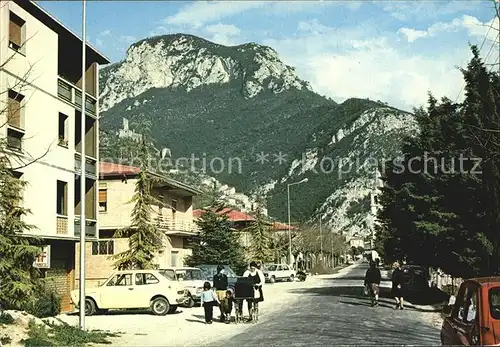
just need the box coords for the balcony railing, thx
[56,215,68,235]
[74,216,97,238]
[57,77,97,116]
[155,215,199,233]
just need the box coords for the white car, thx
[263,264,296,283]
[71,270,188,316]
[160,267,205,307]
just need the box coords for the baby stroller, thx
[233,277,259,323]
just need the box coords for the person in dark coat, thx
[364,261,381,306]
[213,264,228,321]
[391,261,405,309]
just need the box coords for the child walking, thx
[200,281,219,324]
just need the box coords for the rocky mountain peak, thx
[99,33,311,112]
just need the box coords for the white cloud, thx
[119,35,137,44]
[99,30,112,37]
[164,1,265,28]
[398,28,427,42]
[398,15,499,43]
[376,0,485,21]
[204,23,241,45]
[264,18,485,111]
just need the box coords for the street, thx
[219,263,441,346]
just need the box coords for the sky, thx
[38,1,500,111]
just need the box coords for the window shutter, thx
[9,17,22,47]
[99,189,107,203]
[7,93,21,128]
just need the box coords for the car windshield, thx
[489,287,500,319]
[158,269,176,281]
[177,269,203,281]
[267,265,277,271]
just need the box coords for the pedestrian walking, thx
[242,261,264,322]
[213,264,228,322]
[364,260,381,307]
[200,281,219,324]
[391,261,405,309]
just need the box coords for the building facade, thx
[75,162,201,287]
[0,0,109,312]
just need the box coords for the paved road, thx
[219,264,441,346]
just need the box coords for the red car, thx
[441,277,500,345]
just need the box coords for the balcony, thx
[57,77,97,116]
[56,215,68,235]
[75,153,97,178]
[74,216,97,238]
[155,216,199,236]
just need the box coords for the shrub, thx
[0,312,14,324]
[24,285,61,318]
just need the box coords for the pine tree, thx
[0,149,42,310]
[246,202,273,264]
[112,138,166,270]
[185,206,247,275]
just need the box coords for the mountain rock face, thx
[99,33,417,238]
[100,34,311,112]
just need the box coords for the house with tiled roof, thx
[76,162,201,287]
[193,208,298,259]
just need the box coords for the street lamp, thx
[287,178,308,267]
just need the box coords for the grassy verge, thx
[23,320,119,347]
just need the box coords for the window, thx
[91,240,114,255]
[159,269,176,281]
[11,171,23,219]
[171,251,179,267]
[99,189,107,212]
[7,128,23,151]
[489,287,500,319]
[7,90,24,129]
[135,273,159,285]
[106,273,132,286]
[56,180,67,215]
[58,113,68,146]
[172,199,178,218]
[9,12,25,52]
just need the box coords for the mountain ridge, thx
[98,33,416,238]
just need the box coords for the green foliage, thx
[376,45,500,277]
[112,139,167,270]
[23,320,117,347]
[245,200,274,263]
[185,207,247,275]
[0,147,44,311]
[23,286,61,318]
[0,312,14,325]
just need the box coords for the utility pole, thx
[79,0,87,330]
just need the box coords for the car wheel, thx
[289,274,295,282]
[151,297,170,316]
[270,276,276,283]
[185,297,195,308]
[167,305,178,314]
[84,298,96,316]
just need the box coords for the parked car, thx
[160,267,204,307]
[263,263,296,283]
[401,264,430,295]
[196,264,240,289]
[70,270,189,316]
[441,277,500,345]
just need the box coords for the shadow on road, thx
[290,284,448,312]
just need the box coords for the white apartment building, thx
[0,0,109,312]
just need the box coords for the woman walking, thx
[242,261,264,322]
[364,261,381,307]
[391,261,404,309]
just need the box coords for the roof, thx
[99,162,201,196]
[193,208,298,229]
[19,0,110,64]
[467,277,500,285]
[193,208,255,222]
